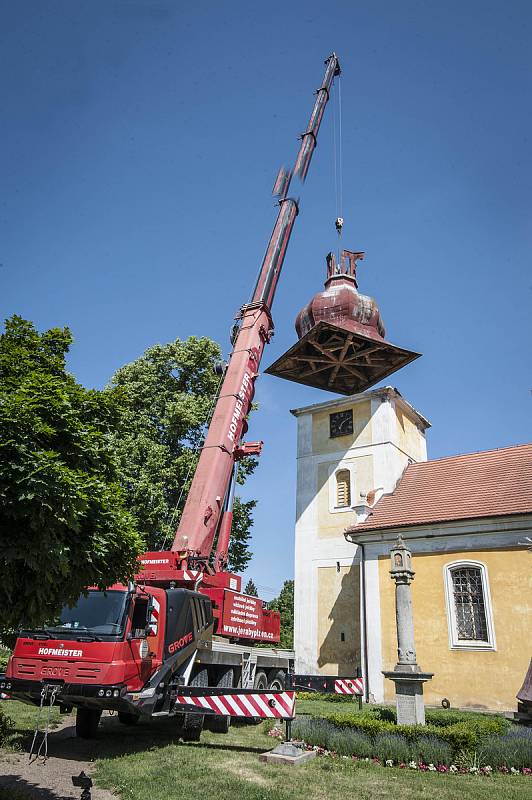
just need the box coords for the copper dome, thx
[266,249,421,395]
[295,251,386,342]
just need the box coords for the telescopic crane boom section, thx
[138,54,340,590]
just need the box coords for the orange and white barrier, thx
[174,690,295,719]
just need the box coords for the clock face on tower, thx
[329,409,354,438]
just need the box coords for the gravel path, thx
[0,715,118,800]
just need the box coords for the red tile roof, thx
[348,444,532,533]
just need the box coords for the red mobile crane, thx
[3,54,345,740]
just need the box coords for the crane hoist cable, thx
[333,75,344,249]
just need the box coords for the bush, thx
[373,733,411,764]
[323,712,396,737]
[411,735,453,766]
[0,649,10,673]
[479,728,532,770]
[292,718,332,748]
[0,706,13,745]
[329,729,374,758]
[318,711,509,756]
[294,714,531,770]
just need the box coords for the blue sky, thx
[2,1,531,598]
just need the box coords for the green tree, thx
[0,316,143,638]
[244,578,258,596]
[269,580,294,649]
[109,337,256,572]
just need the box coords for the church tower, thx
[291,386,429,676]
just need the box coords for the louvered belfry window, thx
[336,470,351,508]
[451,567,488,641]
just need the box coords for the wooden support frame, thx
[265,321,421,395]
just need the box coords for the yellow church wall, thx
[316,454,374,538]
[395,405,426,463]
[312,399,372,455]
[378,547,532,711]
[317,564,360,675]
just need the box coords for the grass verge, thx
[1,700,530,800]
[94,720,531,800]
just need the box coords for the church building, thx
[292,387,532,711]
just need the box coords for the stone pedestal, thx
[383,536,433,725]
[382,670,434,725]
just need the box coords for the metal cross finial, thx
[341,250,365,280]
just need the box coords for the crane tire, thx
[253,670,268,690]
[75,708,102,739]
[244,669,269,725]
[117,711,139,726]
[214,666,234,688]
[181,666,208,741]
[205,667,233,733]
[267,669,286,691]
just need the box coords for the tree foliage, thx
[0,316,143,637]
[108,336,256,572]
[269,579,294,649]
[244,578,258,596]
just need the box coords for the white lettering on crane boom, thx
[227,372,251,442]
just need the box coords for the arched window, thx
[335,469,351,508]
[444,561,496,650]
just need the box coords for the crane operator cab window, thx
[130,597,150,638]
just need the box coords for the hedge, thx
[291,716,532,769]
[316,711,508,754]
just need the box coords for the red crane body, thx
[138,54,341,616]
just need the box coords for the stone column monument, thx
[382,536,433,725]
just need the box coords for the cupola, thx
[265,249,420,395]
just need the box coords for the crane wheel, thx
[205,667,233,733]
[75,708,102,739]
[267,669,286,691]
[117,711,139,726]
[180,666,208,742]
[181,712,203,741]
[242,670,269,725]
[253,670,268,690]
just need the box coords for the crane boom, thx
[139,54,341,588]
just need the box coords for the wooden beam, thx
[329,334,353,386]
[299,362,335,379]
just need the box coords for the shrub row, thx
[292,718,454,765]
[296,694,508,729]
[318,711,508,753]
[478,729,532,770]
[369,705,506,730]
[291,717,532,769]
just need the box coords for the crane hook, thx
[335,217,344,236]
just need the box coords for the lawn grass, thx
[93,720,531,800]
[296,696,365,716]
[0,699,62,750]
[2,700,530,800]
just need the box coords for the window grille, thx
[336,470,351,507]
[451,567,488,641]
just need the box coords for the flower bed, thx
[279,717,532,775]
